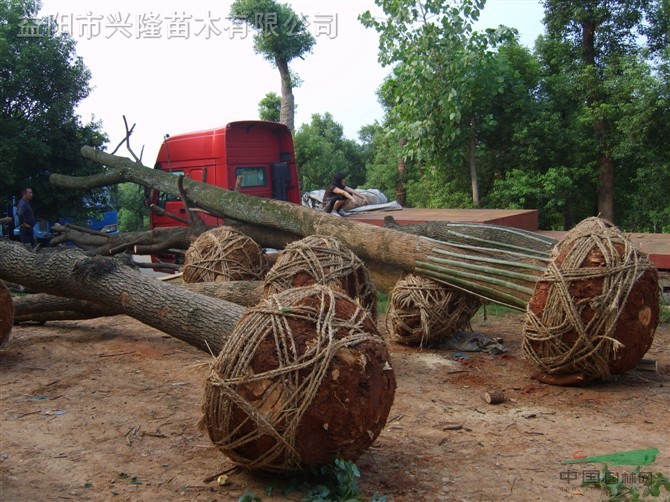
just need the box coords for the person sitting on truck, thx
[322,173,367,217]
[17,187,36,245]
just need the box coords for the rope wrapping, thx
[386,274,481,347]
[201,285,396,473]
[183,226,267,283]
[522,218,659,382]
[263,235,377,320]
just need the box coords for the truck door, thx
[271,162,291,201]
[151,168,208,228]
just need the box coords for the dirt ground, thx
[1,301,668,501]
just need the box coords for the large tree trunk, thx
[0,241,245,354]
[469,117,480,207]
[581,18,615,222]
[276,58,294,132]
[0,280,12,347]
[396,137,407,207]
[51,148,551,309]
[50,224,195,255]
[12,281,266,323]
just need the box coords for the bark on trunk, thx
[383,217,555,254]
[277,58,294,132]
[0,241,245,354]
[12,281,265,323]
[1,280,13,348]
[581,18,615,222]
[469,118,480,207]
[52,148,551,309]
[50,224,194,256]
[397,137,408,207]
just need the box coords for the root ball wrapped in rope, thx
[183,226,267,283]
[263,235,377,320]
[386,274,481,347]
[201,285,396,473]
[522,218,659,383]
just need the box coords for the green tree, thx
[258,91,281,122]
[541,0,662,222]
[360,0,516,207]
[608,51,670,232]
[482,36,595,229]
[0,0,108,222]
[230,0,315,131]
[294,113,366,192]
[116,183,149,232]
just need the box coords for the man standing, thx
[17,187,36,245]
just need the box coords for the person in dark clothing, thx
[17,187,36,245]
[322,172,367,217]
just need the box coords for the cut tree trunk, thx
[50,223,195,256]
[12,281,266,323]
[382,217,555,254]
[0,241,245,354]
[52,148,551,309]
[0,281,13,348]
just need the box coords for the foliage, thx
[229,0,314,67]
[258,91,281,123]
[116,183,149,232]
[260,458,386,502]
[356,0,669,230]
[582,464,670,501]
[230,0,315,130]
[0,0,109,222]
[360,0,518,206]
[537,0,669,225]
[294,113,366,192]
[359,121,403,200]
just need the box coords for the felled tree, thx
[51,149,660,383]
[0,241,396,472]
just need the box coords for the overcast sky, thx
[37,0,545,164]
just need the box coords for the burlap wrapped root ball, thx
[202,285,396,474]
[523,217,659,383]
[263,235,378,320]
[0,281,13,348]
[386,274,481,347]
[183,226,267,283]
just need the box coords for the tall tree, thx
[541,0,660,222]
[294,113,366,192]
[0,0,108,222]
[360,0,516,207]
[230,0,315,131]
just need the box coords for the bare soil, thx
[1,306,668,501]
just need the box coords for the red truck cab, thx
[149,120,300,230]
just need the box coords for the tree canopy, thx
[355,0,669,231]
[294,113,366,192]
[0,0,108,222]
[230,0,315,131]
[361,0,517,207]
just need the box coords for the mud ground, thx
[1,306,668,501]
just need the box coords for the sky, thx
[37,0,546,165]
